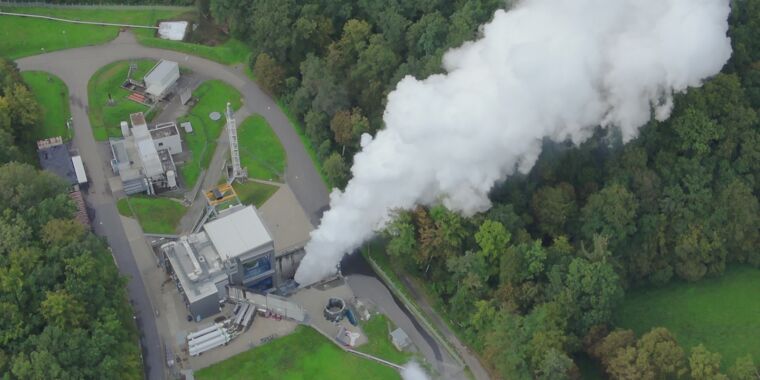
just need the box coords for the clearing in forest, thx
[616,265,760,368]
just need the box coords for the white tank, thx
[120,121,130,137]
[167,170,177,188]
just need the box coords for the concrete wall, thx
[189,292,222,321]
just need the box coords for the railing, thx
[0,9,159,28]
[0,1,192,10]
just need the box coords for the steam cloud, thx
[295,0,732,285]
[401,362,430,380]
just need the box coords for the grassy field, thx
[232,181,278,207]
[0,7,187,59]
[116,196,186,234]
[0,7,251,65]
[237,114,286,181]
[195,325,400,380]
[178,80,242,189]
[137,36,249,65]
[21,71,71,140]
[357,314,413,366]
[87,59,155,140]
[616,266,760,368]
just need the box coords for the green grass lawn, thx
[237,114,286,181]
[232,180,278,207]
[195,325,400,380]
[0,7,187,59]
[21,71,71,140]
[0,7,250,65]
[116,196,186,234]
[357,314,413,366]
[178,80,242,189]
[137,36,250,65]
[616,266,760,368]
[87,59,155,140]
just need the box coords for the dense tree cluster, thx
[0,59,140,379]
[0,59,39,163]
[585,327,759,380]
[211,0,506,186]
[368,2,760,378]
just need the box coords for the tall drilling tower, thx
[226,102,247,181]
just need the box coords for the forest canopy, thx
[0,59,140,379]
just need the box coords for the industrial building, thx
[150,121,182,154]
[161,205,278,319]
[144,60,180,99]
[109,112,182,195]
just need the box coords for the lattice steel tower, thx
[226,102,247,181]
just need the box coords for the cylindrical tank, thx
[120,121,130,137]
[167,170,177,188]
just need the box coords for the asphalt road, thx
[15,31,329,380]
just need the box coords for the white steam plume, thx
[401,361,430,380]
[295,0,732,285]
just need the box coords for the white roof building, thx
[144,60,180,98]
[71,155,87,184]
[204,206,273,261]
[130,113,164,178]
[162,205,278,319]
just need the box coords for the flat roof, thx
[130,112,147,128]
[149,122,179,139]
[38,144,77,185]
[131,119,163,178]
[144,60,179,84]
[204,206,272,261]
[71,155,87,184]
[164,232,227,303]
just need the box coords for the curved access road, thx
[15,31,329,380]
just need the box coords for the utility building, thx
[144,60,180,99]
[149,122,182,154]
[110,112,179,194]
[161,205,278,320]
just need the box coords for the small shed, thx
[144,60,180,98]
[390,328,411,351]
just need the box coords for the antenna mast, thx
[226,102,247,181]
